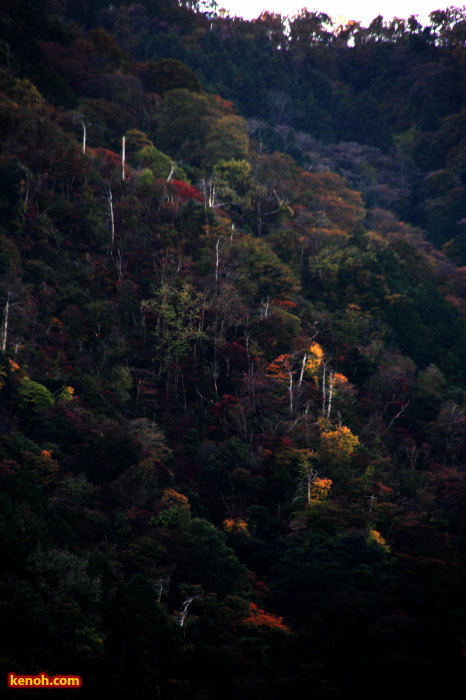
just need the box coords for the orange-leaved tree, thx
[309,477,333,502]
[243,603,291,632]
[266,353,296,416]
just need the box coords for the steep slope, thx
[0,3,466,698]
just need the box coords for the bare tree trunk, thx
[288,368,294,418]
[155,576,170,604]
[13,337,23,360]
[322,366,326,416]
[260,296,271,318]
[81,121,86,154]
[209,180,215,208]
[108,187,115,245]
[2,292,11,353]
[202,178,216,209]
[326,370,334,419]
[121,136,126,181]
[179,596,198,627]
[305,468,319,504]
[298,352,307,388]
[167,161,174,182]
[112,249,126,281]
[215,237,221,288]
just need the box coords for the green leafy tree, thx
[134,144,188,182]
[204,115,249,169]
[29,548,101,607]
[156,89,213,166]
[17,378,54,414]
[142,282,207,377]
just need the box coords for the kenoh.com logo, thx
[8,673,82,688]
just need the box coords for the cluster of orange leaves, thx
[243,603,291,633]
[272,300,297,310]
[223,518,249,535]
[368,529,390,552]
[266,354,294,379]
[161,488,190,510]
[310,477,333,501]
[331,372,348,387]
[0,359,21,390]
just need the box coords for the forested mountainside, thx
[1,1,466,697]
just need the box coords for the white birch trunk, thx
[108,187,115,245]
[81,121,86,154]
[215,237,221,287]
[2,292,10,353]
[288,368,293,417]
[327,371,334,419]
[167,161,174,182]
[322,366,326,416]
[298,352,307,388]
[179,596,197,627]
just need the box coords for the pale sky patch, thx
[219,0,455,26]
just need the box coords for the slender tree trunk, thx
[155,576,170,604]
[167,161,174,182]
[322,366,326,416]
[2,292,11,353]
[260,296,270,318]
[81,121,86,154]
[288,368,294,417]
[121,136,126,181]
[108,187,115,245]
[208,180,215,208]
[215,237,221,288]
[327,370,334,419]
[179,596,198,627]
[298,352,307,388]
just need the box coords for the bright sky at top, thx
[220,0,454,26]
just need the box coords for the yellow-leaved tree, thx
[305,342,324,383]
[319,425,359,469]
[304,342,350,418]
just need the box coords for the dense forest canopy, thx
[1,1,466,697]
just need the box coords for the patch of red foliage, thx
[243,602,291,632]
[171,180,204,203]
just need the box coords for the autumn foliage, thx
[1,2,466,697]
[242,603,291,633]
